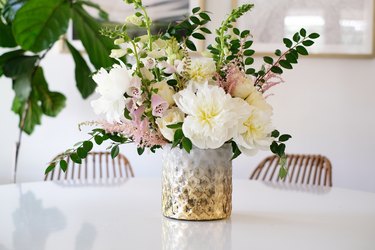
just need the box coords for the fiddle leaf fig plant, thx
[0,0,117,182]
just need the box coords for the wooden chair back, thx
[250,154,332,187]
[44,152,134,182]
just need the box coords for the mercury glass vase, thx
[162,143,232,220]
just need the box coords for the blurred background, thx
[0,0,374,192]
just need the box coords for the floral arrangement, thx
[46,1,319,178]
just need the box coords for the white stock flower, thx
[91,64,132,122]
[152,81,175,106]
[232,77,256,99]
[245,90,273,116]
[174,83,251,149]
[126,14,143,26]
[156,107,185,141]
[188,58,216,84]
[234,109,274,156]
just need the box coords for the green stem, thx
[139,5,152,51]
[130,41,141,74]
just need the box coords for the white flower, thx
[188,58,216,84]
[234,109,274,156]
[140,67,154,81]
[152,81,175,106]
[91,64,132,122]
[232,77,256,99]
[245,90,273,116]
[126,14,143,26]
[110,49,126,58]
[156,107,185,141]
[141,57,156,69]
[174,83,251,149]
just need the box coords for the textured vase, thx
[162,143,232,220]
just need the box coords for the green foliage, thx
[270,130,292,179]
[65,40,97,98]
[12,0,71,52]
[0,17,16,47]
[170,127,192,153]
[231,141,241,160]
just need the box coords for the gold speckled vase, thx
[162,144,232,221]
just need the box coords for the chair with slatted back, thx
[250,154,332,187]
[44,151,134,183]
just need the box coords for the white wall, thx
[1,1,375,192]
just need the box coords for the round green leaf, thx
[83,141,93,152]
[111,145,120,159]
[279,60,293,69]
[12,0,71,52]
[296,46,309,55]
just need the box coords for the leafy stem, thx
[139,4,152,50]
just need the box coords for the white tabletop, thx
[0,178,375,250]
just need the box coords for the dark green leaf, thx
[70,153,82,164]
[300,28,306,37]
[244,40,253,49]
[233,28,240,35]
[94,135,103,145]
[275,49,282,56]
[111,145,120,159]
[279,134,292,142]
[278,143,286,156]
[72,4,115,69]
[200,27,211,34]
[192,33,205,40]
[173,129,184,142]
[199,12,210,21]
[167,79,177,86]
[246,68,255,75]
[0,18,17,47]
[65,40,97,99]
[182,137,192,153]
[192,7,200,14]
[293,32,300,43]
[185,39,197,51]
[137,147,145,155]
[190,16,200,25]
[59,160,68,172]
[283,38,293,48]
[231,141,241,160]
[279,60,293,69]
[2,0,28,23]
[245,57,254,65]
[83,141,93,152]
[3,55,38,79]
[240,30,250,38]
[12,0,71,52]
[77,147,88,158]
[271,130,280,138]
[244,49,255,56]
[302,40,314,46]
[22,93,43,134]
[308,33,320,39]
[270,66,283,74]
[285,53,298,64]
[270,141,278,154]
[296,46,308,55]
[166,122,183,129]
[45,163,56,175]
[263,56,273,64]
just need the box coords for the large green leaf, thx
[65,39,97,98]
[72,4,115,69]
[23,92,43,134]
[32,67,66,117]
[2,0,28,23]
[0,49,25,77]
[12,0,71,52]
[3,55,38,78]
[0,18,17,47]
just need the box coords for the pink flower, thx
[127,76,142,99]
[151,95,168,117]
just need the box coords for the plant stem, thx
[139,5,152,51]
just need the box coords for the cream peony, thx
[91,64,132,122]
[188,58,216,84]
[174,83,251,149]
[234,109,274,156]
[152,81,175,106]
[156,107,185,141]
[245,90,273,116]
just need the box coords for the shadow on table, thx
[74,223,97,250]
[12,190,66,250]
[52,178,130,188]
[162,217,232,250]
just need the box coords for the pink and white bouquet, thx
[47,1,319,178]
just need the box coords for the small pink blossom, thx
[151,95,168,117]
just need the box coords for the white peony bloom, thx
[234,109,274,156]
[245,90,273,116]
[174,83,251,149]
[91,64,132,122]
[188,58,216,84]
[156,107,185,141]
[152,81,175,106]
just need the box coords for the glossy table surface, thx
[0,178,375,250]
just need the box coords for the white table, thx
[0,179,374,250]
